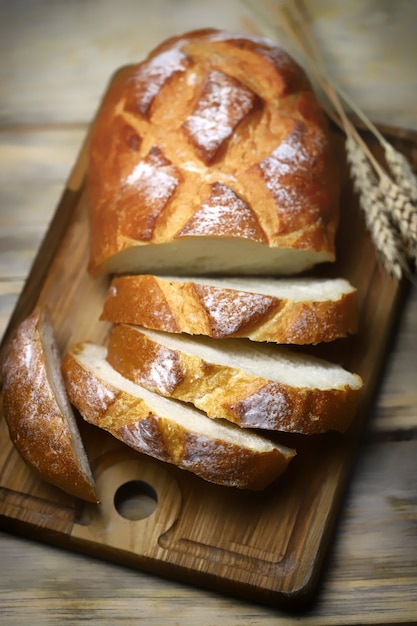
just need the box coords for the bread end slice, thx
[1,307,98,503]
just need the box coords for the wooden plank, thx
[0,128,86,280]
[368,287,417,434]
[0,0,244,125]
[0,281,23,340]
[1,1,417,132]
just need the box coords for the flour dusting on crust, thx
[176,182,266,241]
[195,285,274,337]
[125,148,179,203]
[128,48,190,115]
[183,70,256,163]
[259,124,326,214]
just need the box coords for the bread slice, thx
[106,324,363,434]
[61,342,296,490]
[88,29,339,277]
[100,274,358,344]
[1,307,98,503]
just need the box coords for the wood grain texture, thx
[1,443,416,626]
[0,1,416,623]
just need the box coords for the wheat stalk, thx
[242,0,417,278]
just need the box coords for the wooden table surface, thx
[1,2,416,624]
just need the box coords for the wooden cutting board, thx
[0,68,414,608]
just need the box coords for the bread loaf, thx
[88,28,339,277]
[101,274,358,344]
[1,308,98,502]
[106,324,363,434]
[61,342,296,490]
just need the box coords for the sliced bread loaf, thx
[100,274,358,344]
[61,342,296,490]
[106,324,363,434]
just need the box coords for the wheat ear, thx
[345,138,405,279]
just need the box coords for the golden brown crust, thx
[1,308,98,502]
[87,29,339,276]
[106,324,362,434]
[61,343,295,490]
[100,274,358,344]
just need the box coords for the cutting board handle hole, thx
[114,480,158,521]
